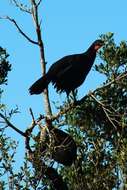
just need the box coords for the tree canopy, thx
[0,1,127,190]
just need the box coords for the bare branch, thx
[11,0,31,14]
[95,71,127,92]
[30,0,52,117]
[89,93,105,107]
[0,16,38,45]
[0,112,26,137]
[25,109,45,135]
[102,107,117,129]
[29,107,35,122]
[25,108,40,137]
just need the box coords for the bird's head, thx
[93,40,104,51]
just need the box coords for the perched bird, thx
[29,40,104,96]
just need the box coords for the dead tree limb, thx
[30,0,52,117]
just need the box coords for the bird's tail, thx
[29,74,50,95]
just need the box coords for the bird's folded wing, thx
[48,54,77,78]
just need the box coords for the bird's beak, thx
[95,41,104,50]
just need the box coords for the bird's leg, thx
[67,93,71,105]
[67,90,77,105]
[66,90,77,105]
[72,90,77,105]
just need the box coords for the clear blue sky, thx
[0,0,127,167]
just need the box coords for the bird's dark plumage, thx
[29,40,104,95]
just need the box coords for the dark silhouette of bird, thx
[29,40,104,96]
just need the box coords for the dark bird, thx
[29,40,104,96]
[50,128,77,166]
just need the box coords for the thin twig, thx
[90,93,105,107]
[102,107,117,129]
[29,107,35,122]
[25,108,37,136]
[0,16,38,45]
[11,0,31,14]
[26,109,45,134]
[89,93,117,129]
[37,0,42,7]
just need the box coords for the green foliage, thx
[0,47,11,85]
[0,132,18,189]
[0,47,11,111]
[59,33,127,189]
[0,45,49,188]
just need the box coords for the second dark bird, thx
[29,40,104,96]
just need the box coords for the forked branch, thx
[0,112,26,137]
[0,16,38,45]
